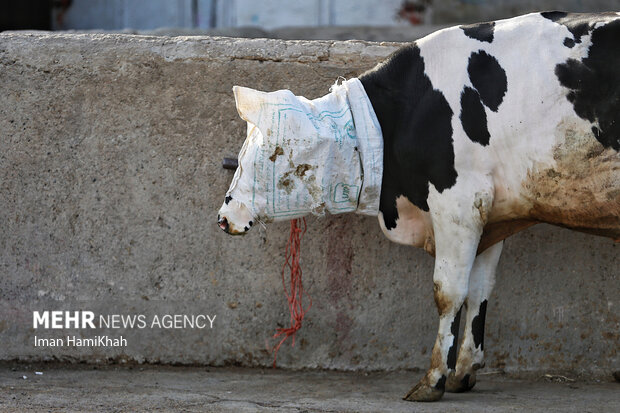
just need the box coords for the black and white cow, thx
[218,12,620,402]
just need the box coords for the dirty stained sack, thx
[226,78,383,222]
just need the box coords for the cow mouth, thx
[217,215,250,235]
[217,197,254,235]
[218,217,229,231]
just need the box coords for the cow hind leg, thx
[446,241,503,393]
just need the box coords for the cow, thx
[218,11,620,402]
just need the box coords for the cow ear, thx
[233,86,268,126]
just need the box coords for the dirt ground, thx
[0,363,618,412]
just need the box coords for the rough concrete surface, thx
[60,24,451,43]
[1,364,619,412]
[0,33,618,377]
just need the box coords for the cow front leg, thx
[404,216,482,402]
[446,241,503,393]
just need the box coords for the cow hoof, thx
[403,376,445,402]
[445,371,476,393]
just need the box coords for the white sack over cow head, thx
[218,78,383,235]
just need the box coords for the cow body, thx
[362,11,620,256]
[219,11,620,402]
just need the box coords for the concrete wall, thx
[53,0,406,31]
[52,0,620,31]
[0,33,618,376]
[54,0,196,31]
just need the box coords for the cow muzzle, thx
[217,195,254,235]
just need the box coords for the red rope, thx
[272,217,312,367]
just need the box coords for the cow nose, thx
[218,216,229,233]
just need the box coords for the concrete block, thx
[0,33,617,376]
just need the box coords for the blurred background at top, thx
[1,0,618,41]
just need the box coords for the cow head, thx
[218,80,382,236]
[217,194,254,235]
[216,86,273,236]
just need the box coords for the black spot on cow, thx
[471,300,488,350]
[542,11,592,45]
[248,220,253,227]
[460,86,490,146]
[461,21,495,43]
[435,375,447,390]
[447,307,462,370]
[225,195,233,205]
[360,45,457,228]
[542,11,618,48]
[555,19,620,150]
[563,37,575,48]
[467,50,507,112]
